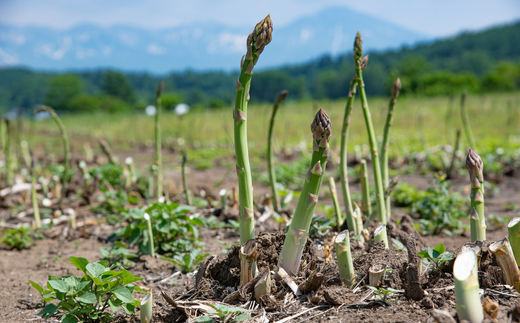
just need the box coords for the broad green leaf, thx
[48,280,70,293]
[74,281,90,292]
[196,316,213,323]
[120,268,142,285]
[433,243,446,254]
[63,276,79,288]
[69,257,89,273]
[120,303,135,314]
[75,291,96,304]
[101,271,122,281]
[210,303,247,314]
[86,262,105,278]
[417,249,429,258]
[61,313,79,323]
[108,298,122,312]
[234,314,250,322]
[29,280,44,293]
[37,303,58,318]
[113,286,134,304]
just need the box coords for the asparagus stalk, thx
[460,91,476,150]
[219,189,228,210]
[360,159,372,219]
[254,268,271,303]
[240,239,257,287]
[453,249,483,323]
[234,15,273,246]
[354,32,387,224]
[34,106,70,206]
[125,157,137,184]
[267,90,288,213]
[466,148,486,241]
[381,78,401,221]
[446,129,461,179]
[182,152,192,205]
[489,238,520,292]
[328,177,343,231]
[339,77,358,233]
[98,138,117,164]
[31,154,41,228]
[4,119,13,185]
[374,224,388,249]
[368,264,385,287]
[155,81,164,198]
[352,202,364,236]
[278,108,331,274]
[140,291,153,323]
[335,230,355,287]
[144,213,155,258]
[508,217,520,266]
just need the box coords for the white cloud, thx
[207,32,246,54]
[76,47,96,59]
[35,36,72,60]
[119,32,138,45]
[0,47,19,65]
[0,31,26,45]
[147,43,166,55]
[300,28,312,43]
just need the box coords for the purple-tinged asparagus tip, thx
[466,147,484,186]
[392,78,402,98]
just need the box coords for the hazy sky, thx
[1,0,519,37]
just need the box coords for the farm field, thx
[2,16,520,323]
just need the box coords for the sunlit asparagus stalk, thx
[489,238,520,292]
[508,217,520,266]
[267,90,288,213]
[339,77,358,233]
[453,249,483,323]
[374,224,388,249]
[354,32,387,224]
[328,177,343,231]
[279,108,331,274]
[446,129,461,179]
[4,119,13,185]
[335,230,355,287]
[381,78,401,221]
[369,264,385,287]
[360,159,372,220]
[460,91,476,150]
[352,202,364,236]
[182,152,192,205]
[21,141,31,168]
[466,148,486,241]
[140,290,153,323]
[144,213,155,258]
[155,81,164,198]
[234,15,273,246]
[31,154,41,228]
[35,106,70,206]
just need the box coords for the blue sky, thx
[1,0,519,37]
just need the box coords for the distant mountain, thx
[0,7,428,73]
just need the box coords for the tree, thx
[101,71,136,104]
[44,74,83,111]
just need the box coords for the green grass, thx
[26,93,520,157]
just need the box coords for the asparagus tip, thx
[392,78,402,98]
[276,90,289,104]
[354,31,363,60]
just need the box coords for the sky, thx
[1,0,520,37]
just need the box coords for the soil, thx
[1,148,520,322]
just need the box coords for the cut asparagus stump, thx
[334,230,355,288]
[374,224,388,249]
[466,148,486,241]
[254,268,271,303]
[234,15,273,248]
[278,108,331,275]
[489,238,520,292]
[352,203,364,237]
[381,78,401,221]
[508,217,520,266]
[328,177,343,231]
[267,90,288,213]
[354,32,387,224]
[453,249,484,323]
[140,291,153,323]
[368,264,385,287]
[340,78,358,234]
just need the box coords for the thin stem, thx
[182,152,192,205]
[155,81,164,198]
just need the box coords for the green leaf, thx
[234,314,250,322]
[196,316,214,323]
[113,286,135,304]
[120,268,142,285]
[61,313,79,323]
[428,247,441,260]
[417,249,429,258]
[69,257,89,273]
[120,303,135,314]
[74,281,90,292]
[29,280,44,293]
[37,303,58,318]
[433,243,446,255]
[108,298,122,312]
[86,262,105,278]
[75,291,96,304]
[63,276,79,288]
[48,280,70,293]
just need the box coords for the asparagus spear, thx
[360,159,372,219]
[234,15,272,246]
[339,77,358,233]
[327,177,342,231]
[335,230,355,287]
[155,81,164,198]
[354,32,387,224]
[381,78,401,221]
[34,106,70,206]
[182,152,192,205]
[466,148,486,241]
[453,249,483,323]
[279,108,331,274]
[267,90,288,213]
